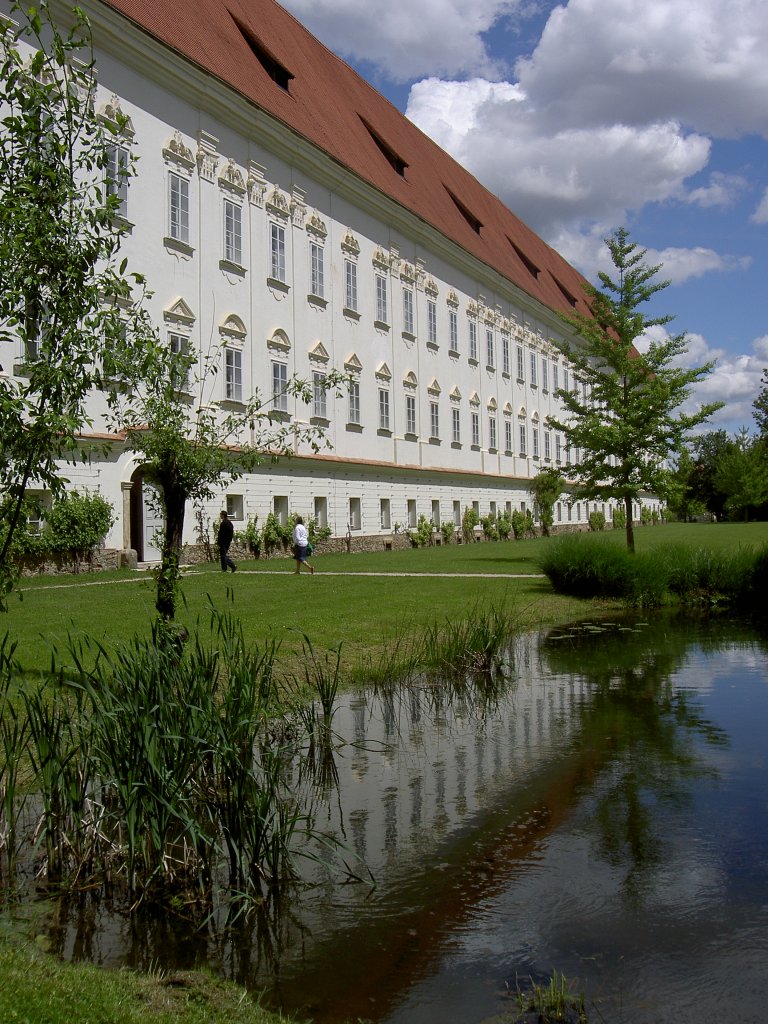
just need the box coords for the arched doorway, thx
[129,469,163,562]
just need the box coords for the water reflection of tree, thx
[541,617,729,904]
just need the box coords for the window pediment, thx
[220,314,247,341]
[450,385,461,402]
[345,352,363,374]
[469,391,480,407]
[427,378,441,396]
[163,130,194,169]
[218,158,246,195]
[268,328,291,352]
[163,297,196,328]
[375,362,392,381]
[403,370,418,390]
[309,341,330,364]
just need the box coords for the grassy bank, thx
[2,520,767,1023]
[9,522,768,678]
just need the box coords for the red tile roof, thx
[100,0,593,321]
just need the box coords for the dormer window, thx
[445,187,482,234]
[360,117,408,177]
[508,237,540,279]
[231,15,293,92]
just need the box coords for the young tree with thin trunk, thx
[547,228,723,552]
[107,329,346,619]
[0,0,140,607]
[530,467,564,537]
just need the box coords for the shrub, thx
[538,535,635,598]
[2,491,114,561]
[440,520,456,544]
[612,506,626,529]
[461,505,478,543]
[497,510,512,539]
[480,513,499,541]
[409,514,434,548]
[511,508,534,540]
[588,510,606,532]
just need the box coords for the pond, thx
[26,612,768,1022]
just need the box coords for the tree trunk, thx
[624,494,635,553]
[156,479,187,619]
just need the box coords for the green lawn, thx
[7,521,768,677]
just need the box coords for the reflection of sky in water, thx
[44,619,768,1024]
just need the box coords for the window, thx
[348,380,360,424]
[105,144,129,218]
[471,411,480,447]
[405,394,416,435]
[225,346,243,402]
[533,426,540,458]
[272,360,287,412]
[168,332,190,390]
[566,442,572,465]
[314,496,328,528]
[504,420,512,453]
[375,273,388,323]
[431,500,440,527]
[452,407,460,444]
[469,320,478,361]
[453,500,461,527]
[270,222,286,282]
[403,287,414,334]
[563,367,569,393]
[516,344,525,381]
[223,200,242,265]
[310,243,325,298]
[349,497,361,531]
[312,370,327,419]
[226,494,244,521]
[168,172,189,243]
[486,328,495,368]
[541,357,549,392]
[488,415,497,451]
[345,259,358,311]
[552,363,559,393]
[380,498,391,531]
[530,351,538,386]
[502,335,510,375]
[449,309,458,352]
[427,299,437,345]
[407,498,417,528]
[430,401,439,439]
[379,388,390,430]
[555,433,562,462]
[519,422,527,455]
[544,429,551,460]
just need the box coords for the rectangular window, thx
[563,367,569,393]
[312,370,327,419]
[431,500,440,527]
[310,243,325,298]
[379,388,390,430]
[344,259,358,311]
[469,320,478,361]
[270,222,286,282]
[225,347,243,402]
[541,357,549,392]
[502,335,510,375]
[430,401,439,439]
[486,328,494,368]
[517,344,525,380]
[375,273,388,323]
[349,497,361,531]
[271,360,287,412]
[519,422,527,455]
[552,363,559,393]
[407,498,417,528]
[380,498,391,531]
[314,496,327,528]
[471,411,480,447]
[504,420,512,453]
[555,433,562,462]
[452,407,460,444]
[168,332,190,390]
[427,298,437,344]
[544,429,551,460]
[488,415,497,451]
[402,287,414,334]
[405,394,416,435]
[449,309,458,352]
[533,427,540,458]
[453,500,461,527]
[530,351,538,386]
[168,172,189,243]
[348,380,360,424]
[223,200,242,265]
[105,144,129,217]
[226,494,244,521]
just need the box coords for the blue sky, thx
[283,0,767,438]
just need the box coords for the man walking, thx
[217,510,237,573]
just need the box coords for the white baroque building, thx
[1,0,660,560]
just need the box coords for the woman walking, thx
[292,515,314,575]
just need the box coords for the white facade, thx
[1,0,660,558]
